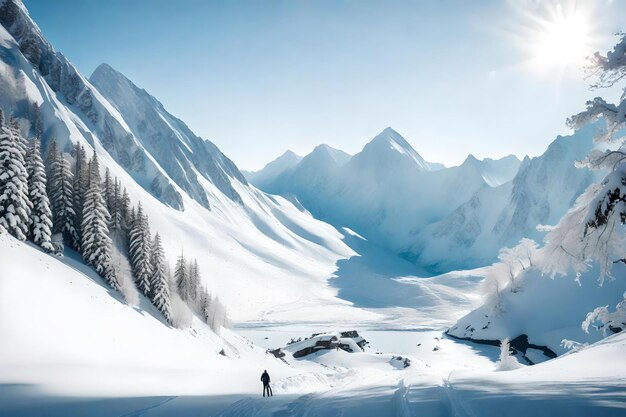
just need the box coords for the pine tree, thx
[188,258,200,303]
[81,152,118,289]
[25,138,53,251]
[150,233,172,324]
[103,167,114,213]
[0,111,32,240]
[126,205,136,244]
[72,143,88,242]
[49,152,79,248]
[9,116,27,154]
[199,288,213,324]
[109,178,122,232]
[119,187,130,231]
[174,252,189,301]
[32,102,43,139]
[129,202,152,296]
[45,138,58,194]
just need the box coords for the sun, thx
[531,7,592,70]
[525,3,593,72]
[510,1,597,75]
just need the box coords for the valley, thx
[1,0,626,415]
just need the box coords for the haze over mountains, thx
[247,125,599,272]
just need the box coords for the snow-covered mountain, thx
[0,0,359,324]
[0,1,186,209]
[89,63,246,209]
[249,127,521,270]
[0,0,475,325]
[412,124,601,272]
[250,125,601,273]
[243,150,303,189]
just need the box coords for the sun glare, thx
[534,13,590,66]
[520,2,596,74]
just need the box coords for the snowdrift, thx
[448,263,626,358]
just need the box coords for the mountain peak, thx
[363,127,431,170]
[308,144,351,165]
[92,62,119,78]
[281,149,301,158]
[463,154,480,164]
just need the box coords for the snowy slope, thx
[249,127,521,267]
[0,233,337,399]
[90,63,246,209]
[0,0,364,324]
[448,263,626,356]
[413,124,602,272]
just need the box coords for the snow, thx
[449,262,626,357]
[243,150,302,189]
[411,123,604,272]
[2,1,626,415]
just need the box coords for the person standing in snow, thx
[261,370,272,397]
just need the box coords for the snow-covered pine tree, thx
[119,187,130,231]
[8,116,27,155]
[149,232,172,324]
[32,102,43,139]
[72,143,88,242]
[188,258,199,303]
[174,252,189,301]
[45,138,58,194]
[0,111,32,240]
[49,152,79,249]
[81,152,118,289]
[126,205,136,244]
[129,202,152,296]
[103,167,114,213]
[25,138,53,252]
[108,177,122,232]
[198,288,212,324]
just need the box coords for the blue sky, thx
[23,0,626,170]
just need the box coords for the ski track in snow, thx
[117,397,177,417]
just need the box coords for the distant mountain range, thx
[247,126,600,272]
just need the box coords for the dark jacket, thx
[261,371,270,385]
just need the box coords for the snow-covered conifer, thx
[72,143,88,241]
[0,111,31,240]
[49,152,79,248]
[103,167,114,213]
[8,116,27,154]
[188,258,199,303]
[150,232,172,324]
[174,252,189,301]
[199,288,212,323]
[25,138,53,251]
[129,202,152,296]
[108,178,122,232]
[32,102,43,139]
[119,187,130,231]
[81,152,118,289]
[45,138,58,193]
